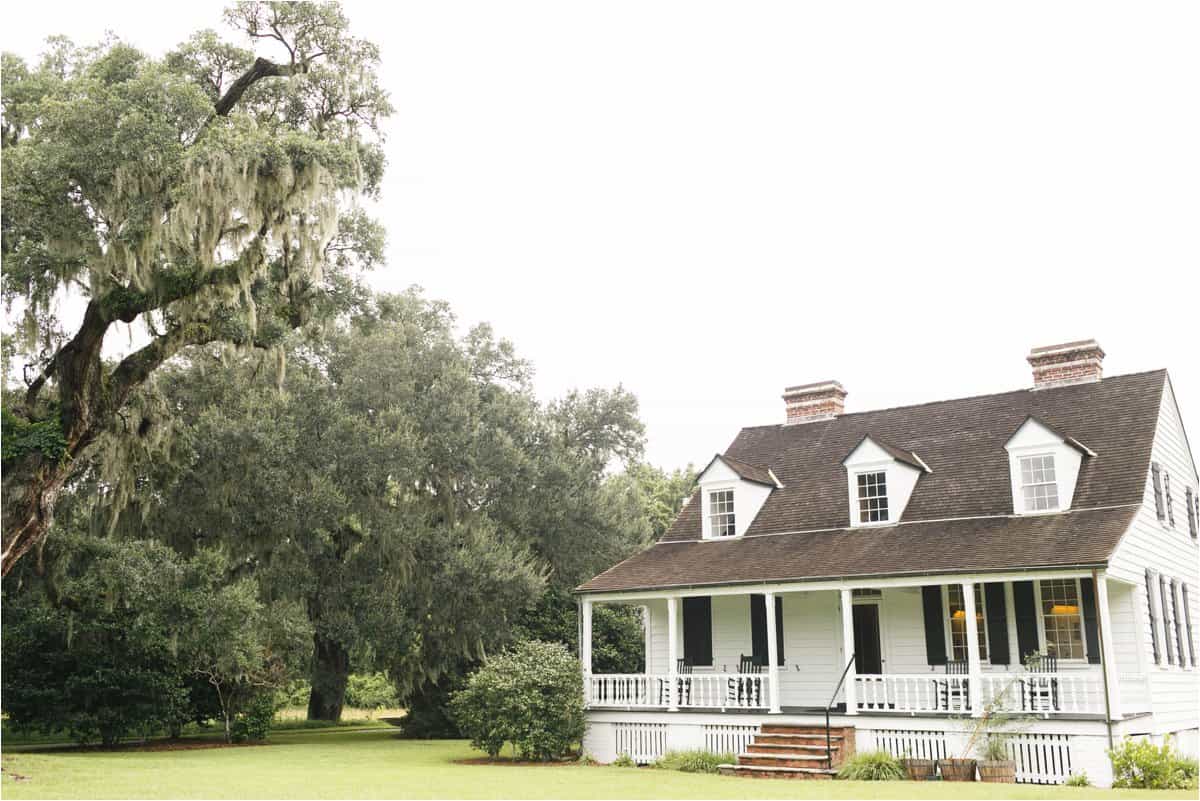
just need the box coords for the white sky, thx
[3,2,1198,470]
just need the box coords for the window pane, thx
[856,471,889,523]
[709,490,736,537]
[1040,579,1084,659]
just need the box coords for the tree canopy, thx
[1,2,390,574]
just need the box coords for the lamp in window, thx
[1050,604,1079,615]
[952,610,965,619]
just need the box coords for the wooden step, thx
[718,764,836,780]
[760,724,846,736]
[754,733,842,747]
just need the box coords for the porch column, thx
[1094,574,1123,718]
[840,588,858,715]
[764,590,782,713]
[962,580,983,716]
[667,596,680,711]
[581,597,593,679]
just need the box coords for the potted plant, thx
[900,749,937,781]
[939,677,1029,783]
[977,734,1017,783]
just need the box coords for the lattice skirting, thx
[613,722,668,764]
[703,724,760,756]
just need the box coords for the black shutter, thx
[1160,575,1175,665]
[921,585,947,665]
[1183,583,1196,667]
[1145,569,1161,664]
[1013,581,1040,663]
[750,595,767,666]
[983,583,1010,665]
[682,597,712,667]
[1079,578,1102,664]
[1171,580,1186,667]
[1165,472,1175,527]
[1152,463,1165,521]
[1187,488,1197,539]
[750,595,785,667]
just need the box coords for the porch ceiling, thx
[576,505,1137,594]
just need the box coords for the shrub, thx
[836,750,906,781]
[1065,771,1090,787]
[345,673,399,714]
[449,640,585,761]
[652,750,734,773]
[1109,736,1199,790]
[230,693,275,743]
[612,753,636,767]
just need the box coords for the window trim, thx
[1033,578,1089,663]
[703,484,739,539]
[1018,452,1061,514]
[943,583,989,663]
[854,469,891,526]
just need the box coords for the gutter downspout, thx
[1092,568,1115,751]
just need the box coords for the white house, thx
[576,340,1199,785]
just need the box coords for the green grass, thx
[1,728,1193,799]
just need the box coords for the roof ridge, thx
[737,368,1168,431]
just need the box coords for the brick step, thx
[745,742,838,755]
[718,764,836,780]
[754,733,843,747]
[738,754,831,769]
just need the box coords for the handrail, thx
[824,653,855,770]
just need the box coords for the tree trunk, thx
[307,633,350,722]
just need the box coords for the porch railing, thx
[854,672,1118,715]
[586,673,771,710]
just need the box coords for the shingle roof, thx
[578,370,1166,594]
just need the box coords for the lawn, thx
[1,728,1192,800]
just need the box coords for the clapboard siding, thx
[776,590,842,706]
[1108,377,1199,733]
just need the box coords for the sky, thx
[3,2,1198,470]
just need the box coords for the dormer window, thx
[1020,454,1060,512]
[708,489,736,537]
[856,472,889,523]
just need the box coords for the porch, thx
[579,570,1153,720]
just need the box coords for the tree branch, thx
[213,56,307,117]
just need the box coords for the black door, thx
[852,604,883,674]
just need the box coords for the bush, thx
[345,673,399,714]
[1065,771,1090,787]
[837,750,906,781]
[449,640,585,761]
[1109,736,1199,790]
[230,693,275,743]
[652,750,734,773]
[612,753,636,767]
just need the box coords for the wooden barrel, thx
[903,758,937,781]
[938,758,978,781]
[978,759,1016,783]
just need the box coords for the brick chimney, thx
[782,381,847,425]
[1027,339,1105,389]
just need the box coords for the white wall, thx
[1108,376,1200,735]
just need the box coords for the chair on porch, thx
[1020,653,1060,713]
[935,660,971,711]
[727,655,763,707]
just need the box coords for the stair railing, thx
[824,653,856,770]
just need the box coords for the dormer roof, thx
[1006,415,1097,458]
[842,434,932,473]
[698,453,781,488]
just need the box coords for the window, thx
[947,584,988,662]
[1146,569,1162,664]
[856,472,889,523]
[1188,487,1197,539]
[708,490,736,537]
[1161,575,1176,665]
[1152,463,1165,521]
[1164,472,1175,527]
[750,595,785,666]
[1040,579,1085,659]
[1171,579,1186,669]
[1020,454,1059,512]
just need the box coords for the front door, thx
[852,604,883,674]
